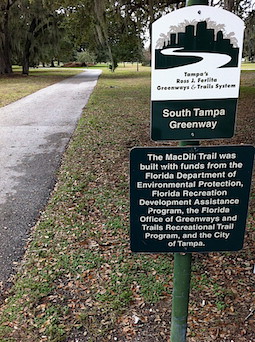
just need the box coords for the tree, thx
[16,0,63,74]
[0,0,60,75]
[56,0,184,71]
[55,0,105,63]
[0,0,65,75]
[103,2,144,68]
[4,0,253,77]
[244,10,255,61]
[0,0,18,74]
[213,1,254,61]
[77,50,96,64]
[213,0,253,17]
[118,0,185,46]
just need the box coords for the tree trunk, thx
[224,0,235,11]
[22,39,31,75]
[22,56,30,75]
[22,31,32,75]
[93,0,116,71]
[147,0,154,52]
[22,18,37,75]
[0,8,13,74]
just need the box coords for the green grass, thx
[0,67,83,107]
[0,65,173,341]
[241,62,255,70]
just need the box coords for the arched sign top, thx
[153,6,244,49]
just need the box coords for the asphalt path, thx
[0,69,101,291]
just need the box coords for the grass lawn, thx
[241,62,255,70]
[0,67,83,107]
[0,65,254,341]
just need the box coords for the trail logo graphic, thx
[155,20,239,69]
[151,6,244,141]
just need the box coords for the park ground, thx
[0,64,254,341]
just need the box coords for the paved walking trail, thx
[0,69,101,291]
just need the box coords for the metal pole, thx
[170,253,192,342]
[170,0,208,340]
[170,145,200,342]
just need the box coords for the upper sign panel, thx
[151,6,245,102]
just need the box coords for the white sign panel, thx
[151,6,244,101]
[151,6,245,141]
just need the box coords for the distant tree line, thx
[0,0,254,75]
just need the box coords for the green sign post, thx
[171,2,210,339]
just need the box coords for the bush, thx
[77,51,96,65]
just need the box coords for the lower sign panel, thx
[130,145,254,253]
[151,99,237,141]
